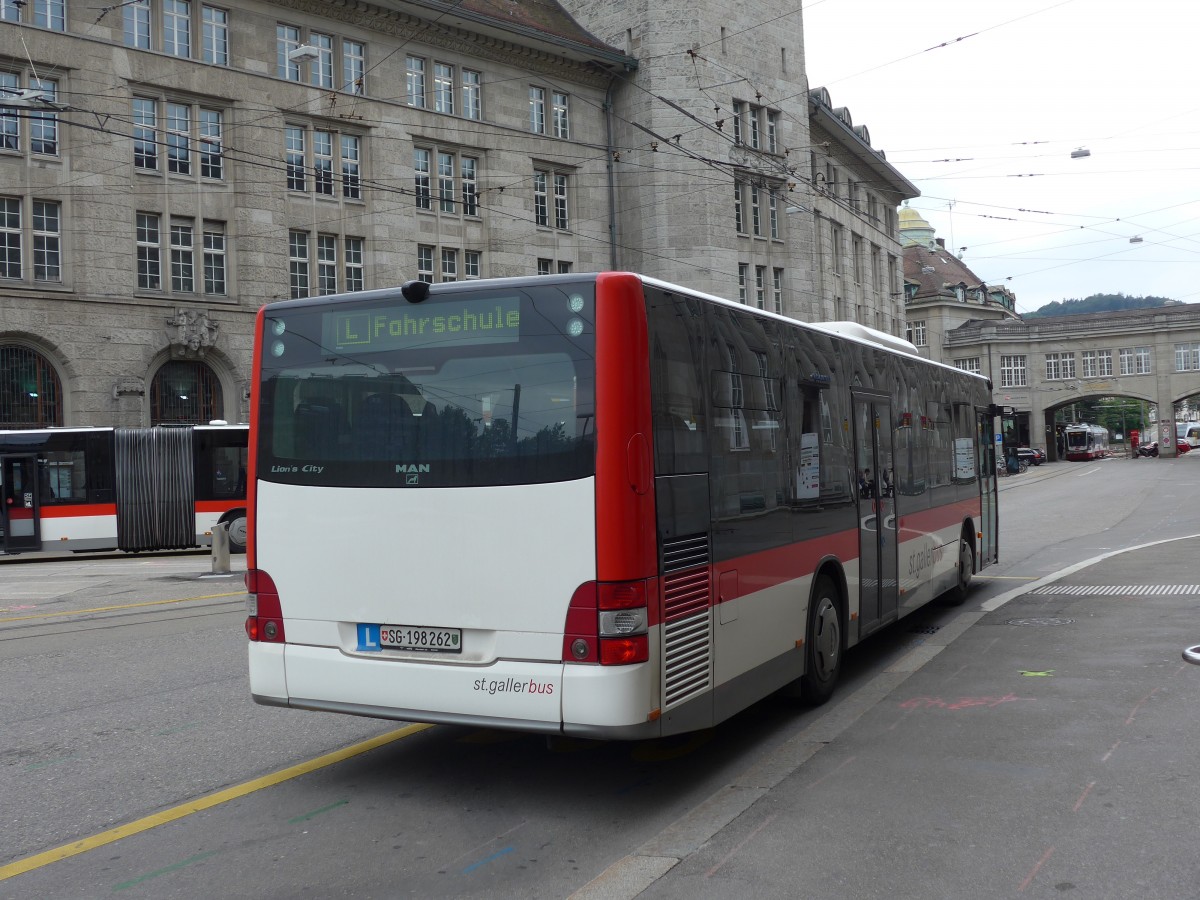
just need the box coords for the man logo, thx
[406,474,420,485]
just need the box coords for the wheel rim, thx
[958,540,973,592]
[225,514,247,548]
[812,596,841,681]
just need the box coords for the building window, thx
[533,171,548,226]
[286,126,306,191]
[732,101,744,145]
[123,2,228,63]
[23,77,58,155]
[32,0,65,30]
[767,112,778,153]
[417,245,434,283]
[136,212,162,290]
[1082,350,1099,378]
[170,219,194,292]
[554,173,569,230]
[438,152,455,212]
[133,97,224,180]
[907,320,927,347]
[406,56,426,107]
[277,24,302,80]
[306,33,333,88]
[1092,349,1113,376]
[166,102,191,174]
[734,181,745,234]
[344,236,364,292]
[1045,352,1075,380]
[285,124,362,199]
[464,250,481,279]
[314,233,337,294]
[123,0,151,46]
[462,69,482,121]
[163,0,191,57]
[416,147,478,218]
[150,360,222,424]
[537,258,551,276]
[737,263,748,304]
[0,344,63,428]
[954,358,981,375]
[441,248,458,282]
[772,268,783,314]
[552,92,569,138]
[769,192,779,239]
[461,156,478,216]
[289,230,309,298]
[529,87,545,133]
[133,97,158,169]
[203,222,226,294]
[1000,355,1027,388]
[342,40,365,95]
[557,261,572,274]
[1175,343,1200,372]
[1119,346,1151,375]
[0,196,60,283]
[341,135,361,199]
[414,148,431,209]
[201,6,228,65]
[754,266,766,309]
[750,185,761,236]
[433,63,454,114]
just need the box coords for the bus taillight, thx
[245,568,286,643]
[563,580,650,665]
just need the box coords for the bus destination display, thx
[325,296,521,353]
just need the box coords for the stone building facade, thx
[0,0,916,428]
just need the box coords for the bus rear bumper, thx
[248,642,659,737]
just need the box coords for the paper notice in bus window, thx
[954,437,975,480]
[798,432,820,499]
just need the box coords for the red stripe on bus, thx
[897,497,981,535]
[196,500,241,514]
[247,305,267,569]
[37,504,116,518]
[594,273,657,583]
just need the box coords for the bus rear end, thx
[246,274,660,737]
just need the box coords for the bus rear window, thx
[257,282,596,488]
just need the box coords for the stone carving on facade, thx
[167,309,219,359]
[275,0,615,87]
[111,376,145,399]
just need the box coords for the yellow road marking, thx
[0,724,432,882]
[0,592,245,623]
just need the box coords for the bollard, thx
[211,521,231,575]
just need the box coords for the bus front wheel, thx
[800,576,843,706]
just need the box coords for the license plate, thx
[357,623,461,653]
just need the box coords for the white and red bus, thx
[246,273,998,738]
[1064,423,1109,461]
[0,423,247,554]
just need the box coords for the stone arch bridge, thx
[944,305,1200,459]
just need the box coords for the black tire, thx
[943,534,974,606]
[799,576,843,706]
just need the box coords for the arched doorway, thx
[150,360,224,424]
[0,344,63,428]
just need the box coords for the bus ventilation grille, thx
[661,534,712,710]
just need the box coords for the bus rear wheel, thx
[221,510,247,554]
[800,576,843,706]
[944,534,974,606]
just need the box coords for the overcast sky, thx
[801,0,1198,314]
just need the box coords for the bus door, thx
[977,412,999,565]
[1,454,41,553]
[852,395,898,636]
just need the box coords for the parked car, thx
[1016,447,1045,466]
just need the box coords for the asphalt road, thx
[1,453,1197,898]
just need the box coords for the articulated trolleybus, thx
[246,273,998,738]
[0,423,248,554]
